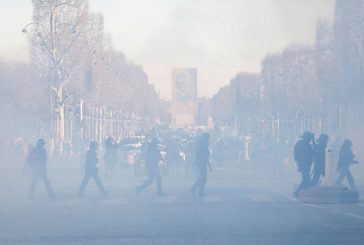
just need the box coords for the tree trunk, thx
[54,86,65,157]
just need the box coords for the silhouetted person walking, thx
[311,134,329,186]
[336,139,358,191]
[136,138,164,196]
[293,132,314,198]
[27,138,55,200]
[190,133,211,197]
[79,141,108,197]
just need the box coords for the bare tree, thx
[28,0,93,151]
[90,49,160,120]
[12,0,159,149]
[334,0,364,108]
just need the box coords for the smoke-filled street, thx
[2,0,364,244]
[1,159,364,245]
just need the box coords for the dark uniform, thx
[136,138,164,196]
[336,140,358,191]
[27,139,55,199]
[190,133,211,197]
[79,141,107,196]
[311,134,329,186]
[293,132,314,198]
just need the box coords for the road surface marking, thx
[153,196,177,203]
[53,200,82,206]
[305,203,364,220]
[287,197,298,202]
[343,213,364,220]
[304,203,324,209]
[332,210,364,220]
[102,198,128,205]
[201,196,223,203]
[246,194,274,202]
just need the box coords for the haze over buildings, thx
[0,0,335,98]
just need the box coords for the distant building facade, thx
[171,68,197,127]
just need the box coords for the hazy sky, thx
[0,0,335,99]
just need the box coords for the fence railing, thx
[0,99,153,157]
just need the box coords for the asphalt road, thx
[1,161,364,245]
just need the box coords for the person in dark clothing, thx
[27,138,55,200]
[293,132,314,198]
[311,134,329,186]
[136,138,164,196]
[190,133,212,197]
[336,139,358,191]
[103,137,119,181]
[79,141,108,197]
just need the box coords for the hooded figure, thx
[293,132,314,198]
[27,138,55,199]
[335,139,358,191]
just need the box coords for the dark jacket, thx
[85,149,98,173]
[195,144,210,169]
[27,147,47,170]
[294,139,313,171]
[145,145,161,171]
[337,147,357,171]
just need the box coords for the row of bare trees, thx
[0,0,159,149]
[211,0,364,139]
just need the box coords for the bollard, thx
[322,148,333,186]
[243,137,250,161]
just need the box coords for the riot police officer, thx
[78,141,108,197]
[293,132,314,198]
[27,138,55,199]
[336,139,358,191]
